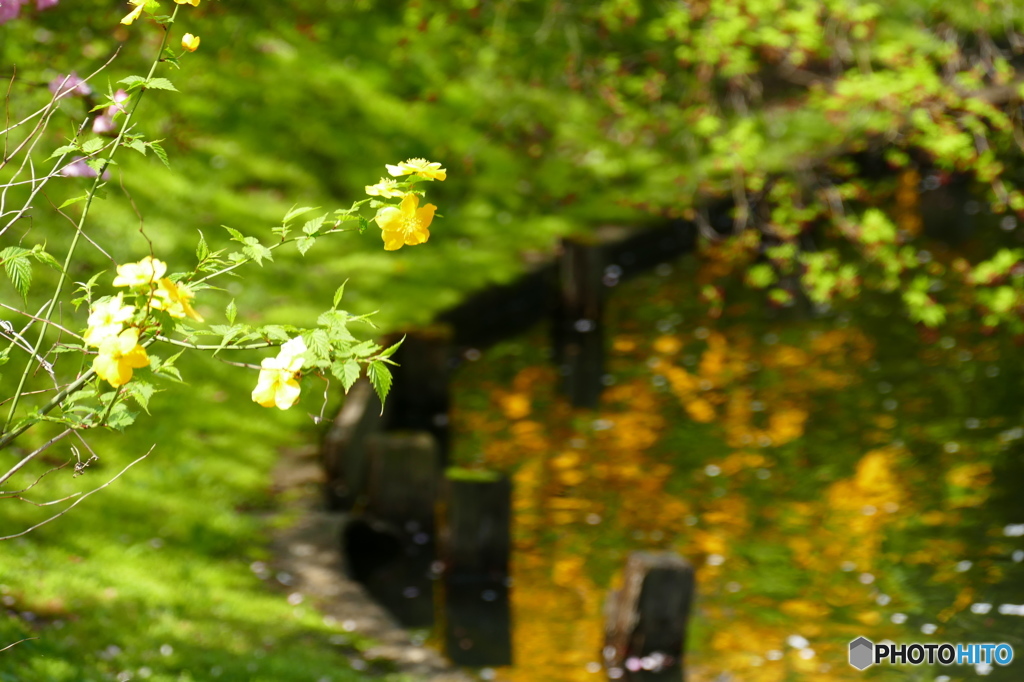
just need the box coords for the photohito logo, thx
[849,637,1014,669]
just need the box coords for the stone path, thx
[269,444,474,682]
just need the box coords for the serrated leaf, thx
[225,300,237,325]
[296,236,316,255]
[59,194,89,209]
[358,216,370,234]
[1,247,32,300]
[302,215,326,235]
[378,335,404,359]
[223,226,244,242]
[332,359,361,392]
[126,381,156,415]
[105,403,138,432]
[283,205,317,223]
[85,157,110,174]
[333,281,347,309]
[49,144,79,159]
[81,138,105,154]
[196,231,209,261]
[367,360,392,408]
[145,77,178,92]
[118,75,147,89]
[148,141,170,168]
[30,247,62,271]
[125,138,147,155]
[242,241,273,266]
[307,329,331,362]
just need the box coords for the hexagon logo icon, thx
[849,637,874,670]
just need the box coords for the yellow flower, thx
[175,0,201,5]
[83,294,136,348]
[120,0,146,25]
[151,278,204,322]
[374,193,436,251]
[251,337,306,410]
[364,178,406,198]
[93,328,149,388]
[385,158,446,181]
[112,256,167,288]
[181,33,201,52]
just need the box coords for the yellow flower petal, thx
[385,158,446,181]
[175,0,201,5]
[120,1,146,25]
[112,256,167,288]
[375,193,436,251]
[93,328,149,388]
[181,33,200,52]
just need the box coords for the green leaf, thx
[59,194,89,209]
[125,381,157,415]
[118,75,147,90]
[30,246,62,271]
[242,239,273,266]
[0,247,32,300]
[125,138,147,156]
[196,231,210,261]
[332,281,347,308]
[378,335,404,359]
[225,300,237,325]
[148,142,170,168]
[223,226,245,242]
[144,77,178,92]
[283,205,317,223]
[307,329,331,362]
[331,359,361,392]
[49,144,79,159]
[296,236,316,255]
[81,138,105,154]
[302,215,326,235]
[367,360,393,408]
[105,403,138,432]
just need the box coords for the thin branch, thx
[0,457,73,497]
[0,449,152,541]
[0,638,38,653]
[0,428,72,487]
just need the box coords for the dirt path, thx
[269,444,475,682]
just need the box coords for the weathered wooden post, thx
[384,330,453,460]
[553,237,607,408]
[439,470,512,666]
[321,379,384,511]
[341,430,441,628]
[604,552,695,681]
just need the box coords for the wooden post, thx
[604,552,694,681]
[553,238,606,408]
[439,471,512,666]
[384,330,453,461]
[340,430,441,629]
[321,379,384,511]
[363,431,440,530]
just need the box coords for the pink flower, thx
[92,90,129,136]
[48,72,91,98]
[60,157,110,180]
[0,0,59,25]
[0,1,25,25]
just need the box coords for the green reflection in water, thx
[449,255,1024,682]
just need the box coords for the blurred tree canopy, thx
[3,0,1024,332]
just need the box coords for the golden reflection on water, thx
[450,267,1018,681]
